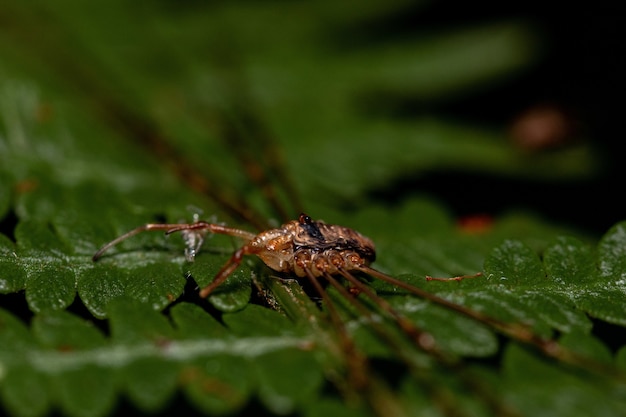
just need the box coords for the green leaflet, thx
[121,357,179,413]
[0,234,25,294]
[254,348,325,414]
[583,221,626,325]
[77,262,186,319]
[0,171,10,221]
[502,343,626,417]
[415,234,623,337]
[1,365,51,417]
[361,231,625,366]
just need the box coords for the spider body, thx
[252,214,376,277]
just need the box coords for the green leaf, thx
[0,1,624,416]
[544,236,597,285]
[121,358,179,413]
[222,304,297,337]
[25,262,76,313]
[0,365,50,417]
[559,331,613,364]
[597,221,626,278]
[77,261,185,319]
[0,235,25,293]
[393,299,499,357]
[0,170,10,220]
[0,308,36,355]
[484,239,546,287]
[108,299,175,344]
[502,344,626,417]
[169,302,228,340]
[30,314,117,416]
[617,346,626,371]
[9,220,77,312]
[76,265,128,319]
[436,238,598,336]
[54,366,117,417]
[182,354,253,415]
[0,309,49,417]
[572,224,626,326]
[254,348,324,414]
[31,310,106,350]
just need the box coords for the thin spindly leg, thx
[335,269,438,354]
[93,221,257,261]
[358,265,570,363]
[425,272,483,281]
[93,223,185,260]
[165,222,257,241]
[198,245,258,298]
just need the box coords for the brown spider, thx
[93,213,379,298]
[91,212,485,318]
[93,212,556,362]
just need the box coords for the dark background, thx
[355,2,625,236]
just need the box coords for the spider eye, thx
[299,213,312,224]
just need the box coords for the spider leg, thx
[334,269,439,355]
[92,221,256,261]
[358,265,571,363]
[326,270,539,416]
[426,272,483,282]
[165,222,257,241]
[93,223,186,261]
[358,265,489,322]
[322,269,486,415]
[301,267,370,392]
[198,244,259,298]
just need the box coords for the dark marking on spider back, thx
[299,213,325,242]
[294,214,376,263]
